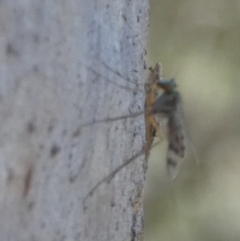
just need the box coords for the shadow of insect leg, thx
[83,146,145,205]
[80,110,145,128]
[83,140,161,205]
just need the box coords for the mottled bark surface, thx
[0,1,149,240]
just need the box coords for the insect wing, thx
[166,100,186,178]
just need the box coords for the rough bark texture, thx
[0,1,149,241]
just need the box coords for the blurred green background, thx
[144,0,240,241]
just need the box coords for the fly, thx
[83,63,193,201]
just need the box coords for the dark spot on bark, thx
[27,122,36,134]
[131,214,137,241]
[69,175,76,183]
[32,65,39,72]
[111,200,116,207]
[6,168,14,185]
[32,34,39,43]
[144,61,147,69]
[72,128,81,138]
[27,201,35,211]
[6,42,18,56]
[48,124,54,134]
[115,222,119,230]
[23,166,33,198]
[83,204,88,212]
[50,144,61,157]
[137,15,140,23]
[122,14,127,22]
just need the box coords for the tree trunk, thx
[0,1,149,240]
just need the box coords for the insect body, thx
[84,63,189,200]
[146,64,186,178]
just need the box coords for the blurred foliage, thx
[145,0,240,240]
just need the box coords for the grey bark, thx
[0,1,149,241]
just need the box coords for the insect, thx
[83,63,189,201]
[145,63,186,178]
